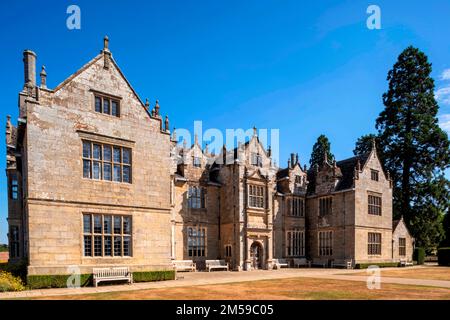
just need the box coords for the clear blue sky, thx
[1,0,450,244]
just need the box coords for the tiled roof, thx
[334,153,370,191]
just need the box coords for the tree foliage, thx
[309,134,335,168]
[358,46,450,250]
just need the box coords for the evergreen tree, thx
[353,134,380,156]
[309,134,335,168]
[375,46,450,250]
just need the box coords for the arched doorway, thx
[250,242,263,270]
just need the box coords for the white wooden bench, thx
[206,260,229,272]
[172,260,196,272]
[399,258,413,267]
[273,258,289,269]
[331,259,353,269]
[293,258,311,268]
[93,267,133,287]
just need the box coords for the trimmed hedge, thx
[0,260,27,280]
[27,270,176,289]
[133,270,176,283]
[27,274,92,289]
[437,247,450,266]
[354,262,400,269]
[413,247,425,265]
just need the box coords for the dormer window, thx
[193,157,201,168]
[371,170,379,181]
[95,95,120,117]
[251,153,262,167]
[295,175,302,184]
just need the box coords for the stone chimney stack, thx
[23,50,37,89]
[40,66,47,89]
[290,153,295,168]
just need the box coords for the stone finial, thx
[103,36,109,51]
[288,159,291,169]
[303,164,307,172]
[356,158,361,171]
[333,160,337,168]
[172,127,177,141]
[205,143,209,154]
[267,145,272,157]
[165,115,169,132]
[253,126,257,136]
[387,171,391,180]
[372,137,377,150]
[145,98,150,109]
[154,100,160,117]
[40,66,47,89]
[296,153,299,165]
[323,151,328,165]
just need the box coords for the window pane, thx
[114,217,121,234]
[93,161,101,180]
[104,236,112,256]
[123,216,131,234]
[103,99,110,114]
[103,145,112,162]
[94,236,102,256]
[123,236,131,256]
[114,236,122,256]
[83,141,91,158]
[112,101,119,117]
[104,216,112,234]
[95,97,102,113]
[94,215,102,233]
[83,160,91,178]
[113,165,121,182]
[122,148,131,164]
[103,163,112,181]
[83,215,91,233]
[93,144,101,160]
[84,236,92,256]
[123,166,130,183]
[113,147,121,163]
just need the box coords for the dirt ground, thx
[33,277,450,300]
[348,267,450,281]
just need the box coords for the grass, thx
[347,267,450,281]
[30,277,450,300]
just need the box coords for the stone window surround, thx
[187,185,206,209]
[318,230,333,256]
[9,225,20,259]
[82,213,133,258]
[90,89,122,118]
[371,169,379,181]
[289,196,305,217]
[77,131,134,185]
[286,229,305,257]
[399,237,406,256]
[187,225,207,257]
[318,196,332,216]
[248,184,265,209]
[368,232,382,255]
[9,173,19,200]
[225,244,232,257]
[368,192,382,216]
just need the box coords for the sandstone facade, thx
[6,39,414,275]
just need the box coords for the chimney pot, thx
[23,50,37,89]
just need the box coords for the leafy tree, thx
[309,134,335,168]
[375,46,450,250]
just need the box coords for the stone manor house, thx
[5,38,413,276]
